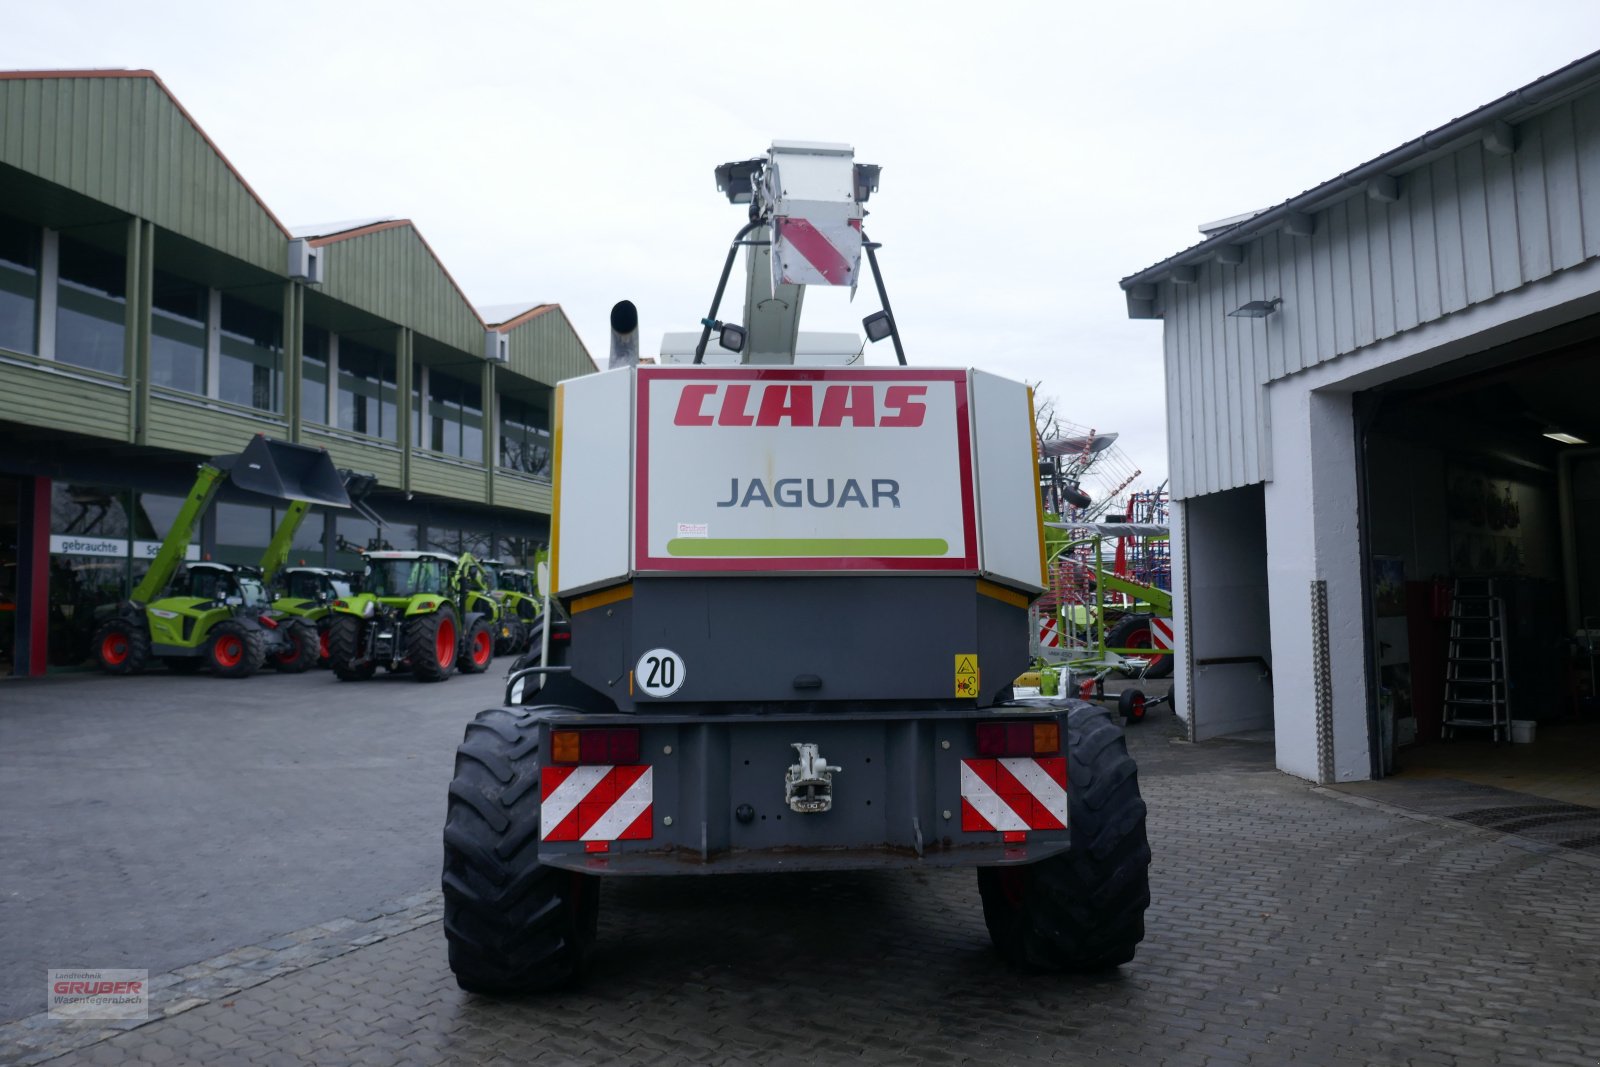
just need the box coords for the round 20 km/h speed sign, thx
[635,647,686,698]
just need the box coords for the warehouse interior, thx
[1359,316,1600,800]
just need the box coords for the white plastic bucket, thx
[1511,720,1537,744]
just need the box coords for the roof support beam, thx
[1283,213,1315,238]
[1483,120,1517,157]
[1216,245,1245,266]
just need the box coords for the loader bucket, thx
[218,436,353,508]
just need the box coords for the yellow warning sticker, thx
[954,655,980,698]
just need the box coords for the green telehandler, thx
[482,559,541,655]
[92,436,352,678]
[326,550,498,682]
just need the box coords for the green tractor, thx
[326,550,498,682]
[92,437,352,678]
[481,560,541,655]
[269,565,355,667]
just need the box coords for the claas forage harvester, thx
[441,142,1152,993]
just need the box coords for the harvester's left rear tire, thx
[442,707,599,994]
[270,620,319,673]
[978,701,1150,972]
[459,618,494,675]
[207,620,266,679]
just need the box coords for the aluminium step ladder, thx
[1441,578,1510,743]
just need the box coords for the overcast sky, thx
[8,1,1600,494]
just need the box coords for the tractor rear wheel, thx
[978,701,1150,972]
[329,614,375,681]
[206,619,266,678]
[270,619,319,673]
[442,707,599,994]
[460,618,494,674]
[1106,614,1173,679]
[93,619,149,675]
[316,619,333,667]
[409,605,458,682]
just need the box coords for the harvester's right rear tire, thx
[409,605,457,682]
[978,701,1150,972]
[94,619,149,675]
[442,707,599,994]
[206,620,266,679]
[329,615,375,681]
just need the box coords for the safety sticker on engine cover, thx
[959,758,1067,832]
[954,654,979,697]
[540,765,654,842]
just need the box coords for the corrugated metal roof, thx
[1120,48,1600,291]
[0,68,291,238]
[289,217,397,239]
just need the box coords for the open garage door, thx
[1358,326,1600,804]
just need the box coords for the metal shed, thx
[1120,50,1600,782]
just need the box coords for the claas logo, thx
[674,384,928,428]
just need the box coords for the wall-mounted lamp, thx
[1543,430,1589,445]
[1228,297,1282,319]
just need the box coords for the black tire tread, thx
[328,614,376,681]
[459,618,494,675]
[409,606,457,683]
[442,706,598,994]
[270,619,319,673]
[206,619,266,678]
[1107,614,1173,679]
[979,700,1151,972]
[93,618,150,675]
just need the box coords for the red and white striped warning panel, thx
[959,758,1068,833]
[1037,614,1061,648]
[540,765,654,842]
[1151,617,1175,651]
[773,215,862,286]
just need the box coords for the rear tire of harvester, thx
[459,618,494,675]
[329,615,376,682]
[93,618,149,675]
[977,701,1150,972]
[270,620,320,673]
[1105,614,1173,679]
[409,605,458,682]
[442,707,599,995]
[206,619,266,679]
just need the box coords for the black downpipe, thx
[694,217,766,364]
[862,237,907,366]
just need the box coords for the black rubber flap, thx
[220,436,352,507]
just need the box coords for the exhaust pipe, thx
[608,300,639,370]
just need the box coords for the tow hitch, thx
[785,742,842,813]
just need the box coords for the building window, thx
[214,500,273,566]
[303,325,330,424]
[499,393,552,477]
[56,235,126,375]
[149,270,207,395]
[337,337,397,440]
[426,373,482,460]
[0,213,40,355]
[218,294,281,412]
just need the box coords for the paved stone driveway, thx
[7,693,1600,1065]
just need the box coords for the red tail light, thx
[975,720,1060,757]
[551,727,640,765]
